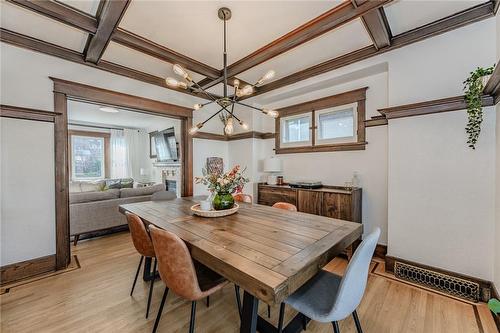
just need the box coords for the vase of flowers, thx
[195,165,249,210]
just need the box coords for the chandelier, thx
[164,7,279,135]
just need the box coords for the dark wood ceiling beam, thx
[225,0,391,79]
[5,0,97,34]
[243,2,494,100]
[484,63,500,104]
[493,0,499,14]
[354,0,391,49]
[84,0,130,64]
[0,28,213,100]
[112,29,221,79]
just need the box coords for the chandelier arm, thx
[234,101,265,112]
[200,107,226,126]
[190,81,219,101]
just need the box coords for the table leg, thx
[240,291,259,333]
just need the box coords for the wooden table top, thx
[119,197,362,305]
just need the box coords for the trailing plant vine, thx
[463,65,494,149]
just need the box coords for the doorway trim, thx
[51,77,194,269]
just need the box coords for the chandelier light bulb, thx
[165,77,179,87]
[224,117,234,135]
[189,123,203,135]
[173,64,188,79]
[233,79,240,87]
[177,81,188,89]
[241,85,254,96]
[193,103,203,110]
[257,70,275,85]
[239,120,249,130]
[263,109,279,118]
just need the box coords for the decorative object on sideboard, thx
[164,7,278,136]
[276,176,284,185]
[263,157,282,185]
[463,65,494,149]
[206,157,224,176]
[195,165,249,211]
[289,181,323,189]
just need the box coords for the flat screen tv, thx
[154,127,178,162]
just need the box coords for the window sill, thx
[275,141,366,154]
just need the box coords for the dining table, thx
[119,197,362,333]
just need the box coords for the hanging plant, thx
[463,65,494,149]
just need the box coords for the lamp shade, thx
[263,158,282,172]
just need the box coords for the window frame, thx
[280,113,313,147]
[315,102,358,145]
[68,130,110,180]
[274,87,367,154]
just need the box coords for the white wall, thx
[494,11,500,291]
[1,118,55,265]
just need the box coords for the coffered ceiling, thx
[0,0,497,105]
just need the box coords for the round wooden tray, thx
[190,203,239,218]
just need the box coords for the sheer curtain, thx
[110,129,129,178]
[123,128,141,180]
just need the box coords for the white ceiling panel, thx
[102,41,205,82]
[237,19,372,85]
[384,0,483,36]
[119,1,342,68]
[57,0,100,16]
[0,1,88,52]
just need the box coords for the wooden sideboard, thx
[257,183,362,223]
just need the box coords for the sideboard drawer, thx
[258,186,297,206]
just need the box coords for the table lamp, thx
[264,157,282,185]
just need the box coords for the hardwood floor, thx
[0,232,497,333]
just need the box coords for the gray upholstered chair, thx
[151,190,177,201]
[277,228,380,333]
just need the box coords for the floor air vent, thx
[394,261,480,302]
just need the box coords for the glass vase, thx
[213,191,234,210]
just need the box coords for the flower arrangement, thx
[195,165,249,210]
[195,165,249,194]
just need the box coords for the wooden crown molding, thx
[244,2,494,100]
[193,131,275,141]
[0,104,60,122]
[50,77,193,119]
[364,115,388,127]
[6,0,98,34]
[0,28,214,100]
[84,0,130,64]
[378,94,494,119]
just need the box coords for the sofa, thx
[69,179,164,245]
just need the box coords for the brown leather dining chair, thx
[149,225,229,333]
[126,212,157,319]
[272,202,298,212]
[233,193,253,203]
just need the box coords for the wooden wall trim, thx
[276,142,366,154]
[484,63,500,102]
[5,0,98,34]
[0,104,60,122]
[244,2,494,99]
[378,95,494,119]
[385,255,494,303]
[193,131,276,141]
[0,255,56,286]
[365,116,388,127]
[0,28,211,100]
[50,77,193,119]
[84,0,130,63]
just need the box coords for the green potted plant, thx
[195,165,249,210]
[463,65,494,149]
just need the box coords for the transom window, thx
[316,103,357,144]
[281,113,312,147]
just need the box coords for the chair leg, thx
[234,285,242,320]
[302,313,307,330]
[152,286,169,333]
[73,234,80,246]
[277,303,285,333]
[146,257,157,318]
[332,321,340,333]
[206,296,210,308]
[130,256,144,296]
[352,310,363,333]
[189,301,197,333]
[267,304,271,318]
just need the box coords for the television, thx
[154,127,178,162]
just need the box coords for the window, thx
[316,103,357,145]
[275,88,367,153]
[69,131,110,180]
[281,113,312,147]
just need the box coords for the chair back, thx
[233,193,253,203]
[149,225,203,301]
[272,202,297,212]
[126,212,155,258]
[329,228,380,320]
[151,191,177,201]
